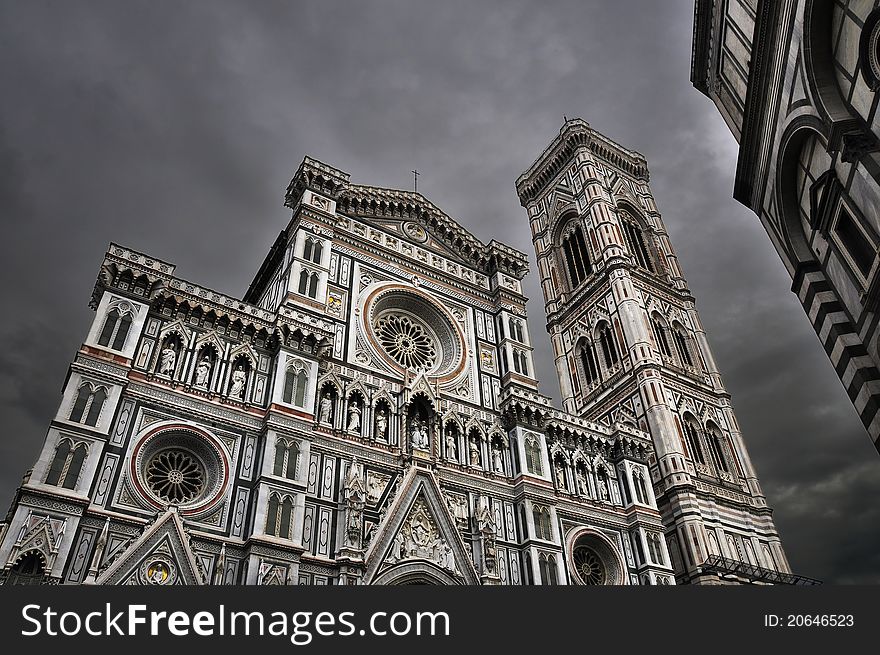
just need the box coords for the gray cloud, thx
[1,0,877,582]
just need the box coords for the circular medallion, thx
[573,546,606,585]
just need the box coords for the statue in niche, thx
[159,343,176,376]
[410,415,429,450]
[598,474,609,501]
[445,431,458,462]
[343,458,365,549]
[318,392,333,425]
[576,467,590,496]
[230,365,246,399]
[347,400,361,432]
[194,355,211,387]
[375,408,388,441]
[492,442,504,473]
[555,459,567,491]
[469,437,481,466]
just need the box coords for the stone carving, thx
[159,344,176,376]
[230,365,246,399]
[476,497,498,576]
[410,416,429,450]
[343,458,366,550]
[374,408,388,441]
[347,400,361,433]
[385,499,456,573]
[194,356,211,388]
[445,493,468,529]
[366,471,390,504]
[598,476,609,501]
[318,392,333,425]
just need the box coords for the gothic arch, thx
[371,560,463,586]
[803,0,855,126]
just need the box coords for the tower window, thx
[532,505,552,540]
[560,223,593,289]
[266,493,294,540]
[578,339,600,386]
[672,324,694,368]
[650,314,672,358]
[524,436,543,475]
[683,418,706,465]
[622,219,655,272]
[597,323,619,369]
[282,362,309,407]
[273,439,300,479]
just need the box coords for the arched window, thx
[282,364,309,407]
[578,338,600,386]
[532,505,552,540]
[273,439,300,479]
[46,440,88,489]
[539,554,558,585]
[298,270,319,298]
[632,532,646,564]
[5,552,46,585]
[560,222,593,289]
[632,470,646,504]
[84,387,106,427]
[597,322,619,369]
[69,384,107,428]
[98,309,133,351]
[279,497,294,540]
[508,317,525,343]
[302,237,323,265]
[524,436,543,476]
[650,313,672,358]
[671,324,694,367]
[647,533,662,564]
[706,425,731,474]
[512,349,529,376]
[621,217,655,272]
[266,493,280,536]
[682,417,706,465]
[523,552,534,585]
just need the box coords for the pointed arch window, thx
[5,552,46,585]
[508,317,525,343]
[621,218,655,272]
[512,349,529,376]
[597,323,619,369]
[650,314,672,358]
[532,505,552,540]
[282,363,309,407]
[682,418,706,465]
[578,339,600,386]
[560,222,593,289]
[266,493,294,540]
[302,237,323,265]
[524,436,543,476]
[98,308,133,351]
[273,439,300,480]
[706,425,731,474]
[539,553,558,585]
[69,384,107,427]
[46,439,88,489]
[672,324,694,368]
[635,470,650,505]
[298,269,319,299]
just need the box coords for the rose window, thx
[363,286,465,379]
[375,314,438,371]
[146,449,206,504]
[573,545,607,585]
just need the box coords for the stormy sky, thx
[1,0,878,583]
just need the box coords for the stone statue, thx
[446,431,457,462]
[410,416,428,449]
[469,437,481,466]
[230,365,246,399]
[194,355,211,387]
[347,400,361,432]
[343,458,365,549]
[318,392,333,425]
[375,408,388,441]
[598,476,609,501]
[555,459,567,491]
[492,443,504,473]
[576,467,590,496]
[159,344,176,376]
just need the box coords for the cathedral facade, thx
[0,121,807,586]
[692,0,880,455]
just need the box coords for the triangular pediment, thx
[364,468,478,585]
[96,509,205,586]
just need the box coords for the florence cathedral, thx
[0,119,814,586]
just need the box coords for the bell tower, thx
[516,119,791,583]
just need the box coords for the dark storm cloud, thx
[1,0,877,582]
